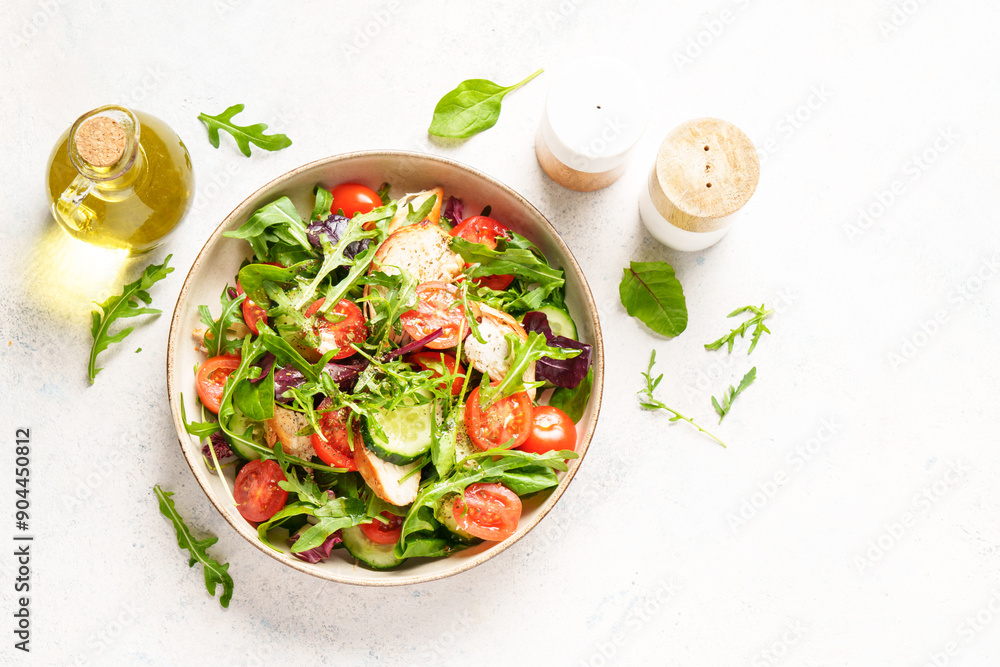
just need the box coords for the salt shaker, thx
[535,57,648,192]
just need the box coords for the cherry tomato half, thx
[450,215,511,246]
[400,282,467,349]
[234,459,289,523]
[520,405,577,455]
[453,483,522,541]
[311,400,359,471]
[450,216,515,291]
[236,283,268,335]
[305,298,368,360]
[465,387,534,451]
[330,183,381,219]
[408,351,466,396]
[360,511,404,545]
[195,354,241,414]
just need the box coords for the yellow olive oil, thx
[46,107,194,253]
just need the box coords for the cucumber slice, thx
[434,493,476,542]
[341,524,406,569]
[225,407,263,461]
[536,304,577,340]
[361,400,435,465]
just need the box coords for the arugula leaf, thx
[619,262,688,338]
[88,255,173,384]
[197,285,245,357]
[153,485,234,608]
[452,234,563,286]
[548,367,594,423]
[179,395,222,439]
[210,336,337,470]
[451,232,565,311]
[362,270,419,342]
[405,194,438,225]
[428,69,543,138]
[224,196,313,261]
[479,332,579,406]
[705,304,773,354]
[712,367,757,423]
[638,350,726,448]
[293,216,379,311]
[197,104,292,157]
[255,446,366,552]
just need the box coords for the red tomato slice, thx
[233,459,289,523]
[408,351,466,396]
[330,183,381,218]
[450,216,515,291]
[452,483,521,541]
[195,354,241,414]
[519,405,577,455]
[400,282,467,349]
[236,283,268,335]
[305,298,368,360]
[360,511,404,545]
[465,387,534,451]
[311,400,359,471]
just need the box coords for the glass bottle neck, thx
[67,105,144,192]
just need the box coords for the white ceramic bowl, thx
[166,151,604,585]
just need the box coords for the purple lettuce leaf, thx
[443,196,464,226]
[288,528,344,564]
[306,214,370,260]
[522,311,592,389]
[202,432,237,469]
[249,352,275,385]
[273,365,306,404]
[323,358,369,391]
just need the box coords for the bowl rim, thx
[166,149,604,586]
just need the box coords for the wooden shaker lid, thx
[648,118,759,233]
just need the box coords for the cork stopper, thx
[75,116,126,168]
[649,118,759,233]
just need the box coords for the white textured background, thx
[2,1,999,665]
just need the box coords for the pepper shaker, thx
[639,117,759,251]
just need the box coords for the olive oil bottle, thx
[46,105,194,253]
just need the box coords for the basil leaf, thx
[88,255,173,384]
[232,364,274,421]
[312,186,334,221]
[428,69,543,138]
[237,261,315,307]
[548,367,593,423]
[497,466,559,496]
[618,261,688,337]
[197,104,292,157]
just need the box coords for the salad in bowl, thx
[167,152,602,584]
